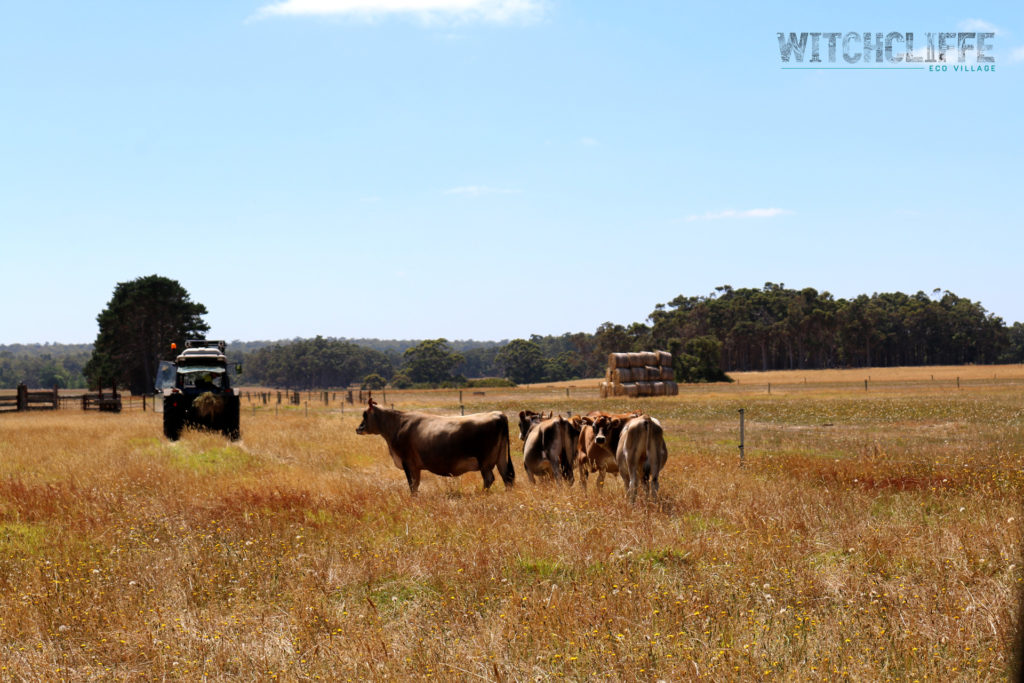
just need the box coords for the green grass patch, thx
[167,445,255,474]
[0,521,50,557]
[513,556,572,582]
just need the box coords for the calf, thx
[615,415,668,501]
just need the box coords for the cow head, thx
[356,398,379,435]
[592,416,622,445]
[517,409,550,441]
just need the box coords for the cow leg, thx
[402,462,421,494]
[481,466,496,489]
[640,460,652,497]
[523,451,538,484]
[596,469,605,488]
[578,465,588,490]
[547,454,562,483]
[626,464,640,502]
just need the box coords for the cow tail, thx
[642,416,652,479]
[501,414,515,485]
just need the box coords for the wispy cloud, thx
[444,185,520,196]
[957,18,1001,35]
[255,0,544,23]
[580,137,599,147]
[1011,46,1024,63]
[684,208,792,222]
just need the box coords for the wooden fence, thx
[81,388,123,412]
[0,384,58,412]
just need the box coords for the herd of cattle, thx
[355,399,667,500]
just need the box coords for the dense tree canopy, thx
[648,284,1011,372]
[0,344,91,389]
[84,275,209,394]
[496,339,545,384]
[8,283,1024,391]
[241,336,392,389]
[402,339,464,385]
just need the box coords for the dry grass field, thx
[1,367,1023,680]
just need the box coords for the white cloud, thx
[684,208,792,222]
[957,19,1001,35]
[1011,46,1024,63]
[255,0,544,23]
[444,185,519,196]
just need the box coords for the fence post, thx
[738,408,745,467]
[16,383,27,411]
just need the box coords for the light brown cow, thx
[574,414,630,489]
[356,399,514,494]
[521,415,575,484]
[615,415,668,501]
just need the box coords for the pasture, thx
[0,366,1022,680]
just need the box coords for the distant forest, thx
[4,284,1024,390]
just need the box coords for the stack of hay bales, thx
[601,351,679,398]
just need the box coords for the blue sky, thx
[2,1,1021,344]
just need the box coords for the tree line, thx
[643,284,1024,372]
[0,344,92,389]
[7,277,1024,390]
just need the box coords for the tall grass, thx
[0,374,1021,679]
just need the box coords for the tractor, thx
[156,340,240,441]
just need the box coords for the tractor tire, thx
[163,403,183,441]
[223,396,241,441]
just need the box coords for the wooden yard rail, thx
[0,384,59,412]
[81,390,123,413]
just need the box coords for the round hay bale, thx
[608,353,631,369]
[635,381,653,396]
[626,353,643,368]
[644,365,661,380]
[193,392,224,420]
[661,366,675,381]
[658,350,673,367]
[624,382,640,398]
[652,381,667,396]
[666,380,679,396]
[640,351,658,366]
[615,368,633,383]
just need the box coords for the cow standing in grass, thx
[574,415,625,489]
[519,413,576,484]
[616,415,668,501]
[356,399,514,494]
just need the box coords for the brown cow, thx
[521,415,576,484]
[615,415,668,501]
[574,414,630,489]
[356,399,514,493]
